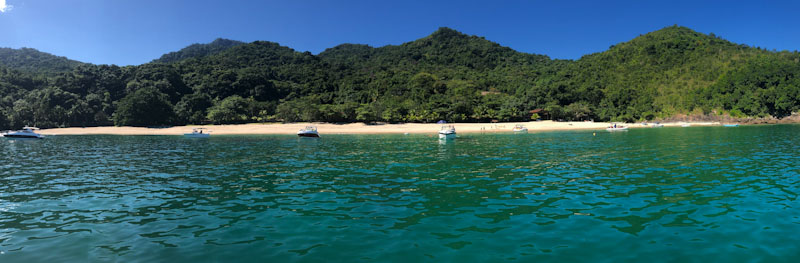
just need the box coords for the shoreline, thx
[36,121,723,136]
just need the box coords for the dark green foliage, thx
[701,55,800,118]
[174,92,213,124]
[206,95,250,124]
[152,38,244,63]
[0,48,84,73]
[113,87,175,126]
[2,26,800,128]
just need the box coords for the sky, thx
[1,0,800,66]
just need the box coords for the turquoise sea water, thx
[1,125,799,262]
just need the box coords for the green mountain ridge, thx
[151,38,245,63]
[0,47,84,73]
[559,26,800,119]
[1,25,799,129]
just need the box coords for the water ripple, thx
[1,126,800,261]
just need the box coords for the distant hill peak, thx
[0,47,84,73]
[209,38,242,45]
[425,27,472,41]
[152,38,245,63]
[628,25,731,45]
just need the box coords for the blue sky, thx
[1,0,799,66]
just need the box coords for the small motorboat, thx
[652,122,664,128]
[184,128,210,138]
[681,124,691,127]
[512,124,528,133]
[606,124,628,132]
[2,126,44,139]
[439,125,456,139]
[723,124,739,127]
[297,126,320,137]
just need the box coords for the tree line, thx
[1,26,799,130]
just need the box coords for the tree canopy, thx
[113,87,174,126]
[1,26,799,129]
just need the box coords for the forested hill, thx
[152,38,244,63]
[0,47,84,73]
[542,26,800,120]
[1,25,799,129]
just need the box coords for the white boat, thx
[297,126,320,137]
[2,126,44,139]
[438,125,456,139]
[184,128,210,138]
[681,124,691,127]
[606,124,628,132]
[652,122,664,128]
[512,124,528,133]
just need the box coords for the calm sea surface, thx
[1,125,799,262]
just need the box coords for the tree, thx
[113,87,175,126]
[206,95,250,124]
[174,93,213,124]
[545,104,565,121]
[564,102,592,121]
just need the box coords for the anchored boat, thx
[2,126,44,139]
[297,126,320,137]
[438,125,456,139]
[512,124,528,133]
[184,128,210,138]
[606,123,628,132]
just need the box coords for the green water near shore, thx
[1,125,799,262]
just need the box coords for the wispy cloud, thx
[0,0,11,13]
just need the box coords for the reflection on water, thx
[1,126,800,261]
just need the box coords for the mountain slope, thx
[1,25,800,129]
[152,38,244,63]
[314,27,563,122]
[0,47,84,73]
[542,25,800,120]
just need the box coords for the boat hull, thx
[184,134,210,138]
[438,133,456,139]
[606,127,628,132]
[2,128,44,139]
[3,135,43,139]
[298,133,320,138]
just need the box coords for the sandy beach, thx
[36,121,722,136]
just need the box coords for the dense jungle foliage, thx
[1,25,799,129]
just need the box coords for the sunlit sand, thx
[38,121,721,135]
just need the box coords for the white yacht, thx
[2,126,44,139]
[512,124,528,133]
[184,128,210,138]
[297,126,320,137]
[606,124,628,132]
[438,125,456,139]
